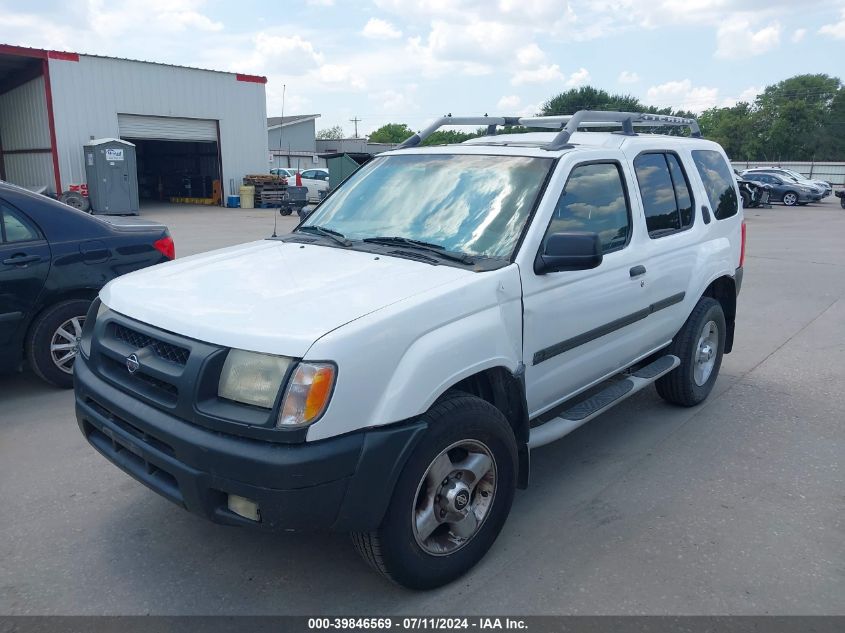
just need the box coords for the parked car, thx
[269,168,294,182]
[75,111,744,589]
[740,172,816,206]
[0,181,173,387]
[742,168,830,198]
[734,170,771,208]
[299,168,330,202]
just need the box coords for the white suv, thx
[74,111,745,590]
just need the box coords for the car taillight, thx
[739,221,746,267]
[153,236,175,260]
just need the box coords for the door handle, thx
[629,265,647,278]
[2,254,41,266]
[701,205,712,224]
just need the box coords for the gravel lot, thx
[1,198,843,615]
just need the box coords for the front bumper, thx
[74,357,426,531]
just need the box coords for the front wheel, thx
[352,393,517,589]
[782,191,799,206]
[656,297,726,407]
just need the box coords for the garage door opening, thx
[118,114,222,205]
[124,138,220,202]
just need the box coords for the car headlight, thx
[278,362,336,427]
[79,299,107,359]
[218,350,292,409]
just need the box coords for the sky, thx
[1,0,844,137]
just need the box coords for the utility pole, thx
[349,116,362,138]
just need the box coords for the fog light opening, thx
[227,494,261,522]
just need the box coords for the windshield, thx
[300,153,553,259]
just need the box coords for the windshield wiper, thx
[297,225,352,246]
[362,236,475,264]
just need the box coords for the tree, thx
[422,129,481,145]
[541,86,642,116]
[368,123,414,144]
[752,74,841,161]
[316,125,345,140]
[698,102,756,160]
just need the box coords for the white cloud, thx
[715,20,781,59]
[511,64,565,85]
[362,17,402,39]
[497,95,522,110]
[306,0,334,5]
[317,64,366,90]
[369,85,420,113]
[646,79,720,112]
[791,28,806,43]
[566,67,591,87]
[87,0,223,36]
[516,43,546,66]
[819,10,845,39]
[618,70,640,84]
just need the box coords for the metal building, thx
[0,44,268,204]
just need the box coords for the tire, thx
[656,297,726,407]
[26,299,92,388]
[60,191,90,213]
[782,191,798,206]
[279,207,293,216]
[740,191,751,209]
[352,392,517,589]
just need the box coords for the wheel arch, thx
[702,275,736,353]
[445,365,531,489]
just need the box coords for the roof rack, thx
[396,110,702,151]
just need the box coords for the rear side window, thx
[543,162,631,254]
[633,152,695,238]
[692,150,738,220]
[0,203,40,243]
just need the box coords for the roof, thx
[267,115,321,130]
[0,43,267,82]
[85,138,135,147]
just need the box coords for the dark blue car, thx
[0,182,173,387]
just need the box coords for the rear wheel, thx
[60,191,90,213]
[26,299,91,388]
[656,297,726,407]
[782,191,798,206]
[740,190,751,209]
[352,393,517,589]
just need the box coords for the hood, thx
[100,240,472,356]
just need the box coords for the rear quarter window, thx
[691,150,738,220]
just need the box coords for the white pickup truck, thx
[74,111,745,590]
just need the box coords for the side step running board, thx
[527,354,680,449]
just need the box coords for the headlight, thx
[218,350,292,409]
[278,362,336,427]
[79,299,107,359]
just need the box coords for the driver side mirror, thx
[534,232,603,275]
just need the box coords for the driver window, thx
[542,162,631,254]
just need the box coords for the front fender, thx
[304,266,524,442]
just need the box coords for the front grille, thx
[113,323,190,366]
[101,355,179,405]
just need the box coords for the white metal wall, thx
[0,75,54,191]
[48,55,268,197]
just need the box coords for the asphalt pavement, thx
[1,198,843,615]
